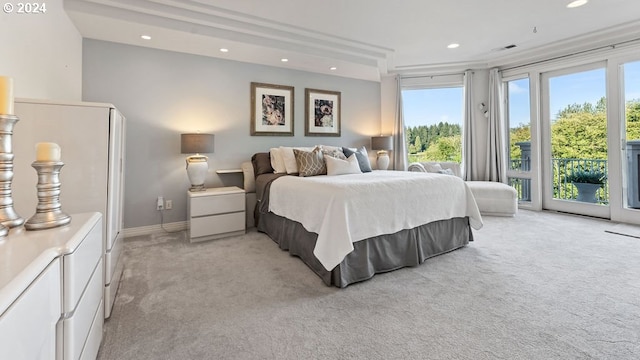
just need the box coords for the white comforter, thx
[268,170,483,271]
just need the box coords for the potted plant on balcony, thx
[565,168,607,203]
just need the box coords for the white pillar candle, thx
[36,142,61,162]
[0,76,14,115]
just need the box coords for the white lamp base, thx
[376,151,390,170]
[186,154,208,191]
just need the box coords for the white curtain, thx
[393,75,408,170]
[486,68,507,182]
[462,70,480,180]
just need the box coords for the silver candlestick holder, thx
[0,114,24,235]
[24,161,71,230]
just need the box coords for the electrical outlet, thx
[157,196,164,210]
[165,200,172,210]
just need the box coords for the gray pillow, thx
[251,152,274,177]
[342,146,372,172]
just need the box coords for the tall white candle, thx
[36,142,61,162]
[0,76,14,115]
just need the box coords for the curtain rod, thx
[500,37,640,72]
[399,71,468,80]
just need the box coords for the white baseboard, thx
[122,221,188,238]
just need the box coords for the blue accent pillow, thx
[342,146,372,172]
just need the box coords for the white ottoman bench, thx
[465,181,518,217]
[408,162,518,216]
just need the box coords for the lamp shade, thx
[181,133,214,154]
[371,135,393,151]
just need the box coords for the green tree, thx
[551,112,607,160]
[509,125,531,161]
[423,135,462,162]
[414,135,422,153]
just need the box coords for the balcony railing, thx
[508,157,609,204]
[552,158,608,204]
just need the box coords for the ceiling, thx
[65,0,640,81]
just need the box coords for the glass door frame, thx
[608,53,640,225]
[540,61,610,219]
[502,73,542,211]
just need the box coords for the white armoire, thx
[12,99,126,319]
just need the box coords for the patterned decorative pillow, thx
[322,148,347,160]
[280,146,315,174]
[293,147,326,177]
[342,146,372,172]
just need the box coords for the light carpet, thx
[98,210,640,360]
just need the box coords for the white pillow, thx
[280,146,314,174]
[325,154,362,176]
[269,147,286,174]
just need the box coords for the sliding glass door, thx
[609,58,640,224]
[541,63,610,218]
[502,50,640,224]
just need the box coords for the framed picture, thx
[250,82,294,136]
[305,88,341,137]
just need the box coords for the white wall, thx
[0,0,82,100]
[82,39,381,229]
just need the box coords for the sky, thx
[402,60,640,129]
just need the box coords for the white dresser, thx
[187,186,246,242]
[13,99,126,319]
[0,212,103,360]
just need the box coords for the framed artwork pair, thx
[250,82,341,137]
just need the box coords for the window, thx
[622,60,640,210]
[505,77,532,202]
[401,86,464,163]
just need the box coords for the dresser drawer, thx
[63,219,102,313]
[191,212,245,239]
[191,192,244,217]
[63,258,103,360]
[105,232,123,285]
[79,300,103,360]
[0,259,61,360]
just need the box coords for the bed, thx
[246,148,483,288]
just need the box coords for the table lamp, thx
[181,133,214,191]
[371,135,393,170]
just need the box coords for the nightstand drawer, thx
[191,192,244,217]
[191,212,245,239]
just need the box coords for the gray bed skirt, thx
[257,212,473,288]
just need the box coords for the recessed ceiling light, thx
[281,58,289,62]
[219,48,229,53]
[567,0,588,8]
[140,35,151,40]
[330,67,337,71]
[447,43,460,49]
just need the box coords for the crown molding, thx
[65,0,392,68]
[488,20,640,70]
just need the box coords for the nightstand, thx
[187,186,246,243]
